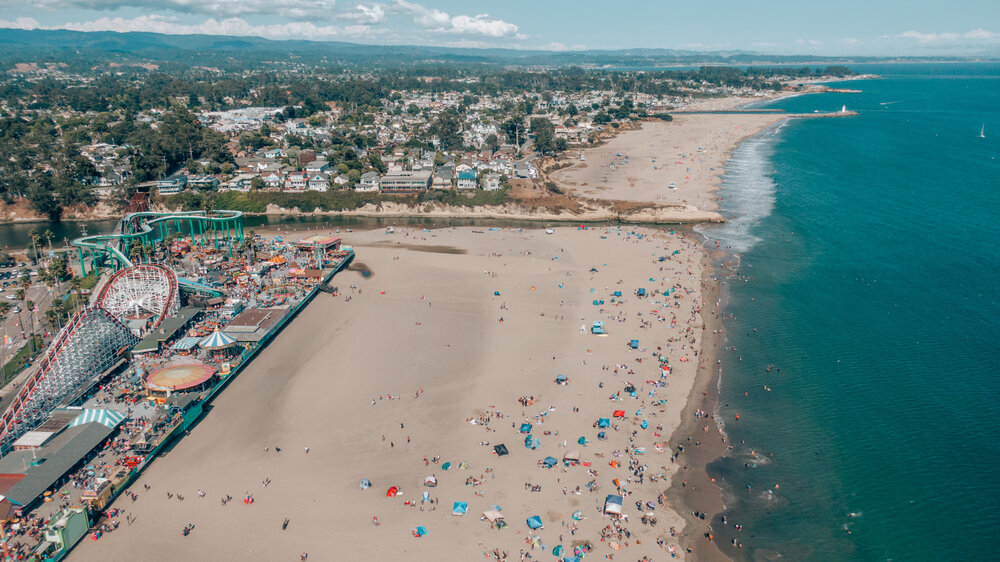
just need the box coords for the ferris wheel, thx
[95,264,179,327]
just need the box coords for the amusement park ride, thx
[0,210,243,450]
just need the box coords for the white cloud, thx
[900,28,997,43]
[9,0,340,21]
[794,38,821,46]
[840,37,860,45]
[0,17,39,29]
[393,0,518,37]
[47,14,371,40]
[547,42,567,51]
[964,28,996,40]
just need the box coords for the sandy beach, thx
[69,224,720,561]
[549,115,787,213]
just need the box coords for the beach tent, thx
[360,478,371,490]
[386,486,399,497]
[571,510,583,521]
[612,410,626,418]
[637,288,647,297]
[483,509,504,524]
[577,436,588,445]
[629,339,639,349]
[598,431,607,440]
[613,291,622,297]
[604,495,624,515]
[542,456,558,468]
[424,476,438,487]
[563,450,581,465]
[494,444,509,456]
[555,374,568,384]
[199,328,236,350]
[597,418,610,428]
[413,526,428,538]
[562,558,581,562]
[519,423,533,433]
[453,501,468,516]
[525,436,540,449]
[526,516,544,530]
[553,545,564,557]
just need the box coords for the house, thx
[284,172,308,191]
[307,173,328,192]
[156,174,187,195]
[187,176,219,191]
[482,173,502,191]
[432,166,454,189]
[456,169,478,190]
[298,149,317,166]
[379,170,431,193]
[356,171,380,192]
[223,174,255,192]
[305,159,330,174]
[263,172,283,189]
[333,174,350,187]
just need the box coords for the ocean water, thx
[700,63,1000,561]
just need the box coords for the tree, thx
[432,110,463,151]
[503,117,526,147]
[0,301,10,380]
[530,117,556,154]
[567,104,579,117]
[69,276,83,314]
[485,133,500,153]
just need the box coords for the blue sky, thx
[0,0,997,55]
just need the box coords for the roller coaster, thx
[71,210,246,297]
[0,211,246,450]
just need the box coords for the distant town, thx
[0,60,853,221]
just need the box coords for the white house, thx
[482,173,501,191]
[284,172,308,191]
[308,173,328,192]
[356,171,380,192]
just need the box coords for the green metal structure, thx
[71,210,244,296]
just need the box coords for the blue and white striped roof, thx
[200,328,235,349]
[69,409,126,429]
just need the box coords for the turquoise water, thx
[701,63,1000,560]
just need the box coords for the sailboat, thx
[980,124,986,139]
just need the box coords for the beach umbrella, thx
[526,515,544,530]
[571,510,582,521]
[552,545,564,556]
[413,526,428,537]
[577,436,587,445]
[442,462,451,470]
[453,501,468,516]
[520,423,533,433]
[543,456,558,468]
[612,410,625,418]
[360,478,371,490]
[386,486,398,497]
[597,418,610,428]
[494,444,509,456]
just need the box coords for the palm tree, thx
[28,228,40,265]
[25,299,36,349]
[69,276,83,314]
[0,301,11,382]
[43,229,54,255]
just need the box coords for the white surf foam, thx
[695,125,783,253]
